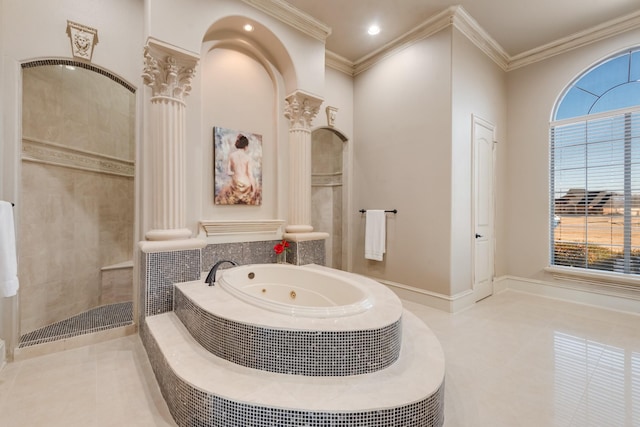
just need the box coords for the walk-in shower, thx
[18,60,136,350]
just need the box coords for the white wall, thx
[200,47,281,222]
[505,27,640,282]
[352,28,454,296]
[450,28,507,296]
[323,67,354,137]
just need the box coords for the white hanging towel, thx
[0,201,19,297]
[364,210,386,261]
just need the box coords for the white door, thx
[472,116,495,301]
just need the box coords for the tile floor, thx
[0,289,638,427]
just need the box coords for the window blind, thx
[550,108,640,274]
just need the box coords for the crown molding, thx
[507,9,640,71]
[325,50,355,76]
[322,5,640,76]
[353,6,455,76]
[450,6,509,70]
[241,0,331,42]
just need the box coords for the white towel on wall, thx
[0,201,19,297]
[365,210,386,261]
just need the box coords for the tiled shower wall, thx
[20,63,135,333]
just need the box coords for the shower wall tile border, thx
[22,59,136,93]
[22,137,135,177]
[174,287,402,376]
[140,322,445,427]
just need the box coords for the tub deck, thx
[176,264,403,332]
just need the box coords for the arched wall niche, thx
[198,16,295,226]
[202,16,297,94]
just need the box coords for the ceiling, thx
[284,0,640,62]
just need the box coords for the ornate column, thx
[283,90,323,234]
[142,38,198,241]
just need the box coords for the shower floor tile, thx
[18,301,133,348]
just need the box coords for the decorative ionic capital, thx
[142,38,199,101]
[284,90,323,130]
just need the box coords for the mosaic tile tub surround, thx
[139,243,445,426]
[174,270,403,376]
[142,308,445,427]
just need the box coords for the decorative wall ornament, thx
[284,91,323,130]
[325,106,338,127]
[142,38,199,101]
[66,21,99,61]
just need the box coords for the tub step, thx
[144,309,445,426]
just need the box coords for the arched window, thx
[551,48,640,275]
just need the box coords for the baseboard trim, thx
[495,275,640,314]
[371,274,640,315]
[372,277,475,313]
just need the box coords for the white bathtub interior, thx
[217,263,375,317]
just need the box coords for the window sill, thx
[545,265,640,293]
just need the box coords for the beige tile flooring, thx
[0,289,639,427]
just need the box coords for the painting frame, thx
[213,126,263,205]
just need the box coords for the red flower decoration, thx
[273,239,290,254]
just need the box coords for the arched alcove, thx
[196,17,299,230]
[311,127,349,269]
[19,59,136,346]
[202,16,297,93]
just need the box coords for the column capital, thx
[142,37,199,101]
[284,90,323,130]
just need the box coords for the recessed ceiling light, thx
[243,24,254,32]
[367,25,380,35]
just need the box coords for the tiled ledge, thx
[143,309,445,426]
